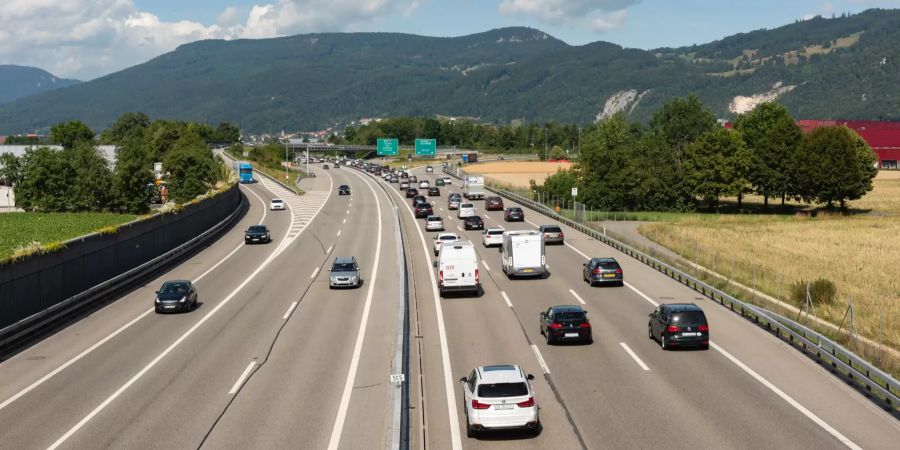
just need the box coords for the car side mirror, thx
[155,291,159,294]
[526,374,535,381]
[459,377,467,383]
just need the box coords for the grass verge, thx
[0,212,140,262]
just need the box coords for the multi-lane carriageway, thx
[0,163,897,450]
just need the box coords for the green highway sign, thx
[377,138,399,156]
[415,138,437,156]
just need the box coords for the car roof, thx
[162,279,191,286]
[550,305,585,314]
[333,256,357,264]
[477,365,525,384]
[663,303,703,312]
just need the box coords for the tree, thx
[101,112,150,145]
[734,102,803,207]
[795,126,877,209]
[575,114,641,210]
[68,141,114,211]
[114,133,153,213]
[684,128,752,210]
[549,146,567,160]
[50,120,95,150]
[163,131,217,203]
[539,169,577,202]
[14,147,75,211]
[649,96,717,204]
[0,153,21,186]
[214,122,241,143]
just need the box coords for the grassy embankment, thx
[0,212,140,262]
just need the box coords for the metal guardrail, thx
[0,186,245,353]
[443,168,900,411]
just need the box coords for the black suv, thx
[463,215,484,230]
[540,305,592,344]
[412,195,427,207]
[415,202,434,218]
[244,225,271,244]
[406,188,419,198]
[428,187,440,197]
[648,303,709,350]
[338,185,351,195]
[504,207,524,222]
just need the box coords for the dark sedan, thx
[463,215,484,230]
[583,258,623,286]
[415,202,434,218]
[428,187,440,197]
[155,280,198,313]
[504,207,524,222]
[649,303,709,350]
[485,196,504,211]
[406,188,419,198]
[412,195,427,207]
[540,305,592,344]
[244,225,271,244]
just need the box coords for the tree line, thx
[0,113,241,214]
[538,97,877,211]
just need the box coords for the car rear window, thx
[488,230,503,235]
[554,311,586,321]
[439,235,458,241]
[543,226,562,233]
[597,261,620,270]
[478,382,528,398]
[671,311,706,326]
[461,204,473,208]
[428,216,441,221]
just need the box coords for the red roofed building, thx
[797,120,900,169]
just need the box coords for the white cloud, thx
[0,0,424,80]
[590,9,628,32]
[498,0,639,24]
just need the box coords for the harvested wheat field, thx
[468,161,573,188]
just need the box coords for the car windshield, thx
[332,263,356,272]
[478,382,528,398]
[509,208,521,212]
[468,216,481,221]
[419,203,431,208]
[248,226,267,232]
[272,199,283,204]
[671,311,706,326]
[160,282,188,294]
[554,311,586,322]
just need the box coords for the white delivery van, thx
[463,175,485,200]
[501,230,546,278]
[436,240,480,296]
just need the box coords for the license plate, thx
[164,305,176,309]
[564,333,579,338]
[603,273,615,278]
[523,269,533,273]
[494,404,514,410]
[682,332,700,337]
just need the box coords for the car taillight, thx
[592,269,601,275]
[475,269,479,282]
[579,322,591,328]
[698,324,709,332]
[439,271,444,282]
[559,232,564,238]
[666,325,681,333]
[472,399,490,409]
[549,323,563,329]
[517,397,535,408]
[615,268,623,274]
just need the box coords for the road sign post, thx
[377,138,399,156]
[415,138,437,157]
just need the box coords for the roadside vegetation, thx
[0,212,139,262]
[224,144,306,195]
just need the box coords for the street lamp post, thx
[284,139,289,180]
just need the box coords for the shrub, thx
[789,278,837,306]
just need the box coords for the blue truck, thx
[233,161,253,183]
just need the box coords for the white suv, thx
[482,227,504,247]
[457,203,476,219]
[459,364,539,437]
[270,198,286,210]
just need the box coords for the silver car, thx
[329,256,361,288]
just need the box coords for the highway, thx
[0,161,898,449]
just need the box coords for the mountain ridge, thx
[0,65,81,106]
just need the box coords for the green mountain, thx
[1,10,900,133]
[0,65,81,105]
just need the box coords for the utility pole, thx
[284,139,289,180]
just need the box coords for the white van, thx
[436,241,480,296]
[457,203,476,219]
[501,230,546,278]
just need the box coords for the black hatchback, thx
[463,215,484,230]
[415,202,434,218]
[504,207,524,222]
[155,280,198,313]
[540,305,592,344]
[406,188,419,198]
[648,303,709,350]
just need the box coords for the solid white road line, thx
[283,301,299,320]
[530,344,551,374]
[0,184,270,413]
[711,343,861,450]
[568,289,587,305]
[619,343,650,371]
[326,165,385,450]
[501,291,513,308]
[482,260,491,271]
[228,361,258,394]
[554,212,860,450]
[310,267,320,279]
[47,173,335,450]
[381,175,463,450]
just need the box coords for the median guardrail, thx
[443,167,900,412]
[0,185,244,355]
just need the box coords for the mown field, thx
[0,212,140,262]
[639,174,900,359]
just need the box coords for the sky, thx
[1,0,899,80]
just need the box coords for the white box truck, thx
[463,175,485,200]
[436,240,480,296]
[501,230,546,278]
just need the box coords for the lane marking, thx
[530,344,551,374]
[619,343,650,371]
[482,260,491,271]
[712,343,861,450]
[310,267,320,279]
[568,289,587,305]
[456,225,463,232]
[337,230,343,237]
[228,361,257,394]
[342,218,347,224]
[327,164,386,450]
[381,174,463,450]
[47,173,335,449]
[501,291,513,308]
[0,184,270,413]
[326,245,334,254]
[346,209,350,215]
[282,301,299,320]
